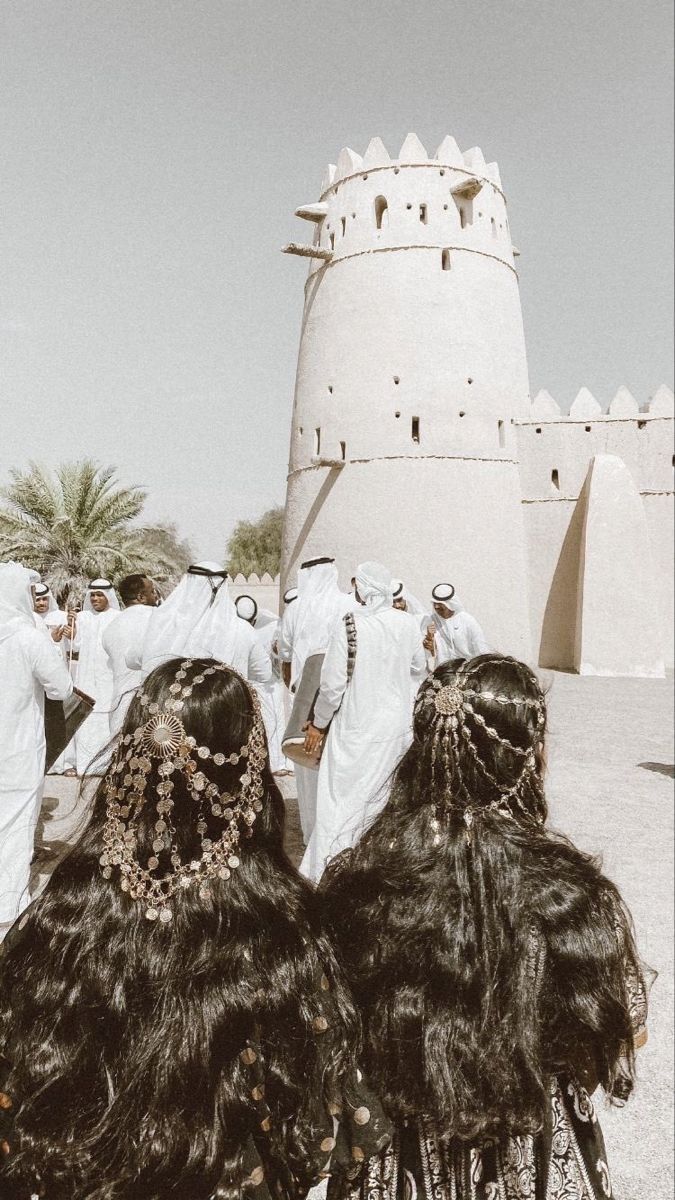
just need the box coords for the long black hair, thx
[321,654,644,1141]
[0,659,358,1200]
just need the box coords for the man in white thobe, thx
[0,562,73,930]
[300,561,426,883]
[129,562,271,685]
[33,583,68,638]
[63,579,120,774]
[235,594,289,774]
[392,578,429,707]
[102,573,158,737]
[278,557,354,844]
[391,578,428,619]
[423,582,490,665]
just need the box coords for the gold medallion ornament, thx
[141,713,187,758]
[434,683,463,717]
[99,659,268,923]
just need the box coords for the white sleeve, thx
[72,610,92,652]
[277,606,295,663]
[248,636,273,685]
[466,616,490,656]
[313,619,348,730]
[27,631,73,701]
[411,631,427,678]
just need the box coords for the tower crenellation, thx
[306,133,515,279]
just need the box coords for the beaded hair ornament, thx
[100,660,267,923]
[414,658,546,834]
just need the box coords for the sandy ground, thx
[35,670,673,1199]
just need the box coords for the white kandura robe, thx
[428,610,490,665]
[252,621,290,773]
[300,607,426,882]
[102,604,155,736]
[278,576,354,843]
[0,626,72,923]
[72,609,118,774]
[34,608,69,660]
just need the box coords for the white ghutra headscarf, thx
[354,561,394,614]
[138,561,242,674]
[292,558,351,660]
[0,562,40,645]
[84,579,121,613]
[34,583,58,613]
[391,577,427,618]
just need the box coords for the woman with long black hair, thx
[321,654,650,1200]
[0,658,389,1200]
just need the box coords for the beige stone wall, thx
[516,396,674,668]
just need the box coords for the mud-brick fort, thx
[280,132,673,677]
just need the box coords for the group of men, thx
[0,553,489,929]
[275,557,488,880]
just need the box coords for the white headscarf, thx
[391,578,426,617]
[139,561,242,673]
[292,557,351,662]
[355,560,394,614]
[84,579,121,613]
[235,594,258,623]
[431,582,464,614]
[0,562,40,644]
[34,582,58,614]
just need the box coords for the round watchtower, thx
[281,132,533,657]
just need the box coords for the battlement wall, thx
[516,386,674,666]
[516,385,674,501]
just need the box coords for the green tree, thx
[226,506,283,577]
[0,460,192,604]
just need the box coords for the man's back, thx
[103,606,154,691]
[0,626,72,769]
[347,608,423,728]
[103,606,155,734]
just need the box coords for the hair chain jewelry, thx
[414,663,546,831]
[100,660,267,923]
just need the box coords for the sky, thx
[1,0,673,559]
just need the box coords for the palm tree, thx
[0,461,192,604]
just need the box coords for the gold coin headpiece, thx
[99,660,267,924]
[416,661,546,831]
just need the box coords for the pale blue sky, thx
[1,0,672,558]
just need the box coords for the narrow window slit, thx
[411,417,420,443]
[374,196,388,230]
